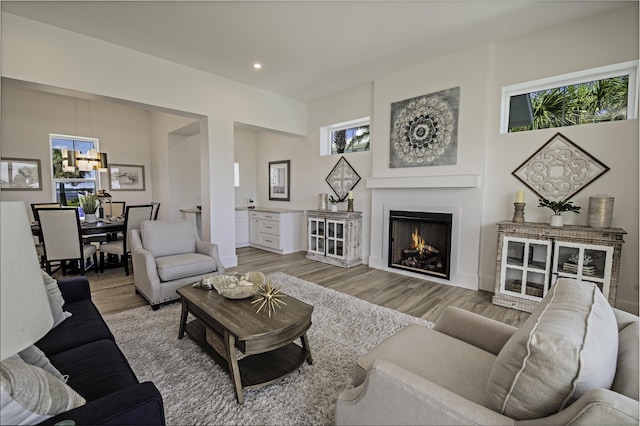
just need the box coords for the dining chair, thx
[99,204,153,275]
[31,202,62,222]
[37,207,99,275]
[31,202,63,267]
[151,202,161,220]
[100,201,126,219]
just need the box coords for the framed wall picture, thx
[109,164,145,191]
[512,132,609,201]
[269,160,290,201]
[325,156,361,201]
[389,87,460,168]
[0,158,42,190]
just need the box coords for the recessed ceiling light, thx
[253,63,262,70]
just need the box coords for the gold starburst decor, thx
[251,279,287,318]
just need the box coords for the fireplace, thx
[388,210,452,280]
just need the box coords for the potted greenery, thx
[78,192,100,223]
[328,195,342,212]
[538,197,581,227]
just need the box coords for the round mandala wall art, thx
[389,87,460,168]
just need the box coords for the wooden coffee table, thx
[177,282,314,404]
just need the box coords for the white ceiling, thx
[1,1,630,103]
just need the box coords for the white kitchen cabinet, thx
[248,208,303,254]
[235,209,249,248]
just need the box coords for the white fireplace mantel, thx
[368,173,482,291]
[366,174,480,189]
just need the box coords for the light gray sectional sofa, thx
[336,278,639,425]
[130,219,224,310]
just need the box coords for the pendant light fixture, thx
[62,98,108,172]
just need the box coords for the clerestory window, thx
[501,61,638,134]
[320,117,370,156]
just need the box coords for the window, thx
[50,134,100,205]
[320,117,370,155]
[501,61,638,134]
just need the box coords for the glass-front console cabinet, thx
[306,210,362,268]
[493,221,625,313]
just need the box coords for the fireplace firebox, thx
[388,210,452,279]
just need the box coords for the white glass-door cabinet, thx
[308,216,325,257]
[494,235,552,312]
[306,210,362,268]
[493,221,625,313]
[552,241,614,297]
[326,219,346,259]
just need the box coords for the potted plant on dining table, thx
[78,192,100,223]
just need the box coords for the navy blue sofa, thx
[35,276,165,425]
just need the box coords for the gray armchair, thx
[130,219,224,310]
[336,278,639,425]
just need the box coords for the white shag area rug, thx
[103,272,434,425]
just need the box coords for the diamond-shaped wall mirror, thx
[512,133,609,201]
[325,156,361,201]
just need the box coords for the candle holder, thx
[347,199,354,212]
[512,202,525,223]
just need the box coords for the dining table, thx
[80,219,125,236]
[31,219,125,238]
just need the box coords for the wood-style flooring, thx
[84,247,530,327]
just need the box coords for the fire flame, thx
[411,228,425,252]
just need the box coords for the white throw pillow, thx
[0,356,85,425]
[40,270,72,328]
[17,345,66,382]
[485,278,618,420]
[41,270,65,308]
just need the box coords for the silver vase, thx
[318,193,328,210]
[588,195,614,229]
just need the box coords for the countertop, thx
[235,207,303,213]
[180,208,201,213]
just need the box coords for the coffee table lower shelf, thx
[184,319,310,390]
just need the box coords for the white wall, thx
[2,12,308,268]
[0,85,210,224]
[481,4,639,313]
[147,112,200,221]
[168,132,201,218]
[250,84,373,257]
[369,45,491,290]
[233,127,258,208]
[366,4,638,309]
[2,6,637,312]
[1,85,153,219]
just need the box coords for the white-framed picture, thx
[109,164,145,191]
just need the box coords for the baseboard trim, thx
[221,254,238,268]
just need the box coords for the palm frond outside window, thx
[503,61,636,134]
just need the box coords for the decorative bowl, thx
[205,272,265,299]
